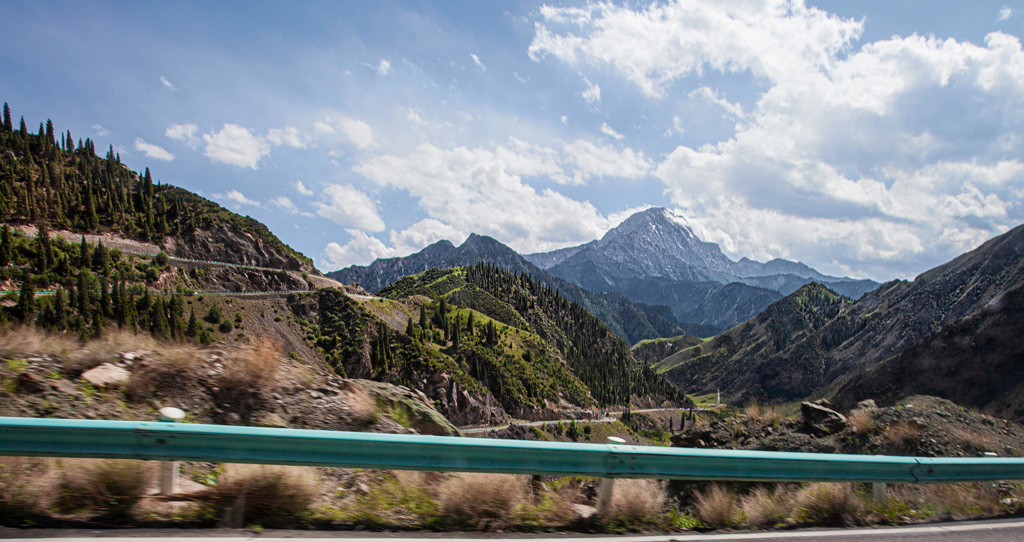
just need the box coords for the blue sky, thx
[2,1,1023,281]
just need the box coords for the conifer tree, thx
[405,316,414,336]
[186,308,198,338]
[78,236,90,268]
[16,274,35,323]
[54,287,68,331]
[0,225,11,266]
[35,222,52,272]
[2,103,11,133]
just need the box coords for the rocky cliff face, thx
[163,223,318,274]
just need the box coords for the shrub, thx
[741,485,796,528]
[606,479,667,526]
[66,330,157,374]
[209,464,318,526]
[0,457,53,524]
[219,319,233,333]
[53,459,155,519]
[849,410,874,434]
[205,304,222,324]
[744,401,786,426]
[218,337,282,393]
[438,473,529,526]
[793,483,862,525]
[693,483,741,527]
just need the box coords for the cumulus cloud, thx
[203,124,270,169]
[322,218,464,268]
[266,126,308,148]
[293,180,314,196]
[999,6,1012,21]
[376,59,391,75]
[214,189,260,208]
[563,139,650,183]
[353,141,618,255]
[313,184,386,231]
[470,53,487,71]
[165,123,200,148]
[270,196,297,213]
[599,122,625,140]
[133,138,175,161]
[533,0,1024,279]
[160,76,176,90]
[318,115,376,149]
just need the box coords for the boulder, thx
[16,372,47,393]
[801,401,847,434]
[81,363,131,389]
[855,399,878,410]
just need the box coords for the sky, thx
[2,1,1023,282]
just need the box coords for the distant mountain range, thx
[525,208,879,333]
[653,222,1024,421]
[330,207,878,341]
[327,234,688,345]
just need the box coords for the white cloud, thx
[319,115,376,149]
[322,218,465,268]
[470,53,487,71]
[999,6,1012,21]
[561,115,568,124]
[92,124,110,137]
[535,1,1024,279]
[377,59,391,75]
[353,141,617,254]
[314,184,386,231]
[160,76,176,91]
[214,189,260,208]
[563,139,650,183]
[266,126,308,148]
[599,122,625,140]
[270,196,298,213]
[203,124,270,169]
[165,123,200,148]
[689,86,745,118]
[580,73,601,103]
[530,0,863,98]
[133,138,175,161]
[293,180,314,196]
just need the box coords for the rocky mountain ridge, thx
[525,207,879,333]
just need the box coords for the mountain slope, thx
[526,207,878,332]
[659,222,1024,406]
[380,263,687,407]
[329,234,687,344]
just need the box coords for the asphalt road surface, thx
[5,519,1024,541]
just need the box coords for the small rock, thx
[801,401,847,434]
[50,379,78,395]
[16,372,47,393]
[855,399,878,410]
[226,413,242,424]
[121,352,136,361]
[355,482,370,495]
[81,363,131,389]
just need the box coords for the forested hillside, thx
[0,103,310,268]
[381,263,686,407]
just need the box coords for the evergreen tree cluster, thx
[461,263,685,406]
[0,102,311,266]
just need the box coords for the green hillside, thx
[381,263,687,407]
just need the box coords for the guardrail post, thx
[872,482,886,502]
[158,407,185,495]
[596,436,626,514]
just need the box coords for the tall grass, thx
[218,337,282,393]
[209,464,318,526]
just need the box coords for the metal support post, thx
[158,407,185,495]
[596,436,626,514]
[872,482,886,502]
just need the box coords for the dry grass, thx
[607,479,667,525]
[342,383,381,425]
[126,344,205,401]
[438,473,530,526]
[793,483,863,525]
[892,483,1008,520]
[0,457,55,523]
[209,464,319,525]
[741,485,796,528]
[879,421,922,446]
[949,427,1001,454]
[694,483,741,527]
[848,410,874,434]
[53,459,155,518]
[0,325,78,361]
[218,337,282,393]
[66,330,158,373]
[744,401,786,426]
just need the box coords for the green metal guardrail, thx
[2,416,1023,484]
